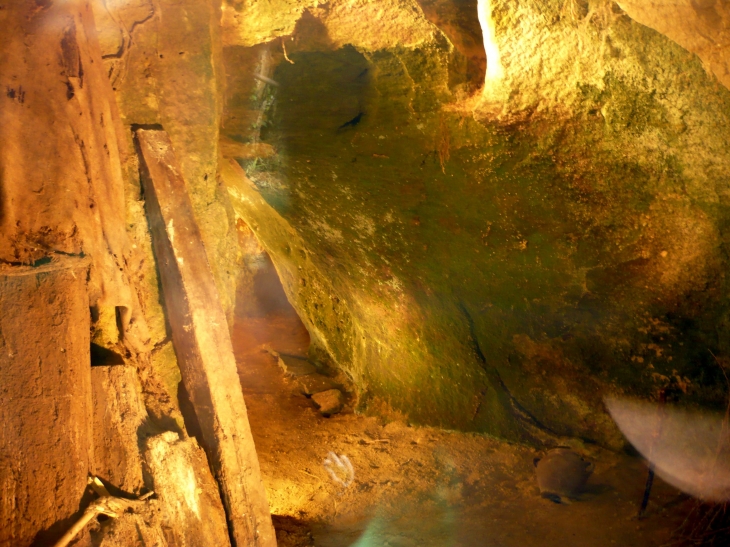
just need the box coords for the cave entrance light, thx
[477,0,504,83]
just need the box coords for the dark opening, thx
[90,343,125,367]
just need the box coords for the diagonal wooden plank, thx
[136,129,276,547]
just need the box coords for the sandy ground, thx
[232,263,692,547]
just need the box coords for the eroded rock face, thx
[311,389,345,416]
[222,0,730,447]
[0,3,253,543]
[222,0,311,47]
[617,0,730,91]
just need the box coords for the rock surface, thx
[297,373,339,396]
[92,510,167,547]
[278,354,318,377]
[91,0,241,333]
[0,0,150,350]
[220,138,278,160]
[222,0,730,448]
[617,0,730,91]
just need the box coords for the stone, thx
[145,432,232,547]
[221,160,350,395]
[311,389,344,416]
[278,354,317,377]
[92,511,167,547]
[297,373,339,396]
[221,0,436,50]
[0,259,93,547]
[222,0,311,47]
[91,366,148,495]
[534,448,594,504]
[137,129,276,547]
[148,340,182,410]
[92,0,242,336]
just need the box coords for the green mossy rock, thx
[222,0,730,447]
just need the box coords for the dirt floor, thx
[232,258,694,547]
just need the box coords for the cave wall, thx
[221,0,730,447]
[4,5,730,540]
[92,0,240,325]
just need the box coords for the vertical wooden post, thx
[136,129,276,547]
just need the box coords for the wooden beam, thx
[136,129,276,547]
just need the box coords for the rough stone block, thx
[220,138,277,160]
[93,512,167,547]
[145,432,231,547]
[278,354,317,377]
[311,389,344,416]
[91,365,148,494]
[0,259,92,547]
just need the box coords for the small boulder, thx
[311,389,344,416]
[534,447,594,504]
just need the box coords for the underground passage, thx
[3,0,730,545]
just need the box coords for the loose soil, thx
[232,257,692,547]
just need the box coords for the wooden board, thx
[136,129,276,547]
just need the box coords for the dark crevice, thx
[494,361,558,438]
[115,306,130,340]
[458,300,558,438]
[0,251,85,268]
[149,336,172,355]
[101,7,156,60]
[90,343,125,366]
[131,123,165,132]
[458,300,489,368]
